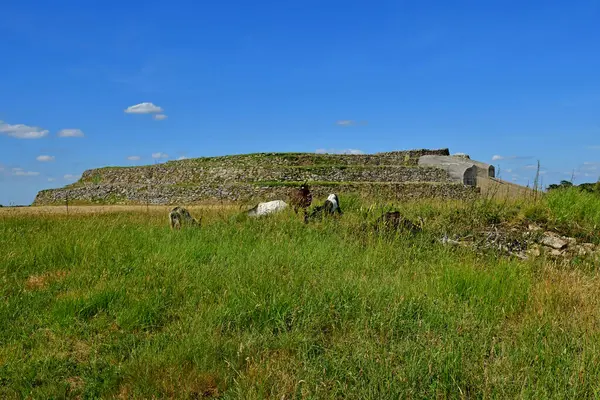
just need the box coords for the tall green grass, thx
[546,187,600,230]
[1,191,599,398]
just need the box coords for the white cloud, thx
[152,152,169,159]
[0,120,49,139]
[492,155,533,162]
[582,162,599,171]
[36,155,55,162]
[492,155,521,161]
[15,171,40,176]
[58,128,85,138]
[315,148,364,155]
[177,156,187,160]
[343,149,364,155]
[335,120,368,127]
[523,165,539,170]
[64,174,80,181]
[48,177,55,182]
[505,169,513,173]
[12,167,39,176]
[587,145,600,150]
[124,102,163,114]
[153,114,168,120]
[127,155,141,161]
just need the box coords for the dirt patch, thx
[67,376,85,392]
[116,384,132,399]
[71,340,92,363]
[25,270,69,291]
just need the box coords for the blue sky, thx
[1,0,599,205]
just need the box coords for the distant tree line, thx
[547,180,600,194]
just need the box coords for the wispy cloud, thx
[316,148,364,155]
[0,120,49,139]
[587,145,600,150]
[152,152,169,159]
[127,155,141,161]
[523,164,539,170]
[492,155,532,161]
[177,156,187,160]
[36,155,55,162]
[124,102,163,114]
[335,120,368,127]
[58,128,85,138]
[64,174,80,181]
[12,168,40,176]
[153,114,168,120]
[48,177,55,182]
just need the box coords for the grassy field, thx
[1,189,600,399]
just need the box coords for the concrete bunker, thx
[450,154,495,178]
[418,155,479,186]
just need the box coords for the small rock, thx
[550,249,564,257]
[576,246,589,257]
[528,224,543,232]
[512,251,528,260]
[441,236,460,246]
[540,233,569,250]
[527,246,541,257]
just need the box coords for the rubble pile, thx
[441,223,599,263]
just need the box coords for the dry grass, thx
[24,270,69,291]
[530,267,600,329]
[0,204,239,216]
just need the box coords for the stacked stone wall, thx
[34,182,478,206]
